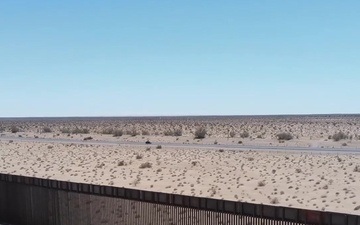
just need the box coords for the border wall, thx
[0,173,359,225]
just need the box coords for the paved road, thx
[1,135,360,154]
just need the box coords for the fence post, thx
[345,214,348,225]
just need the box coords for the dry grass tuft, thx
[354,165,360,172]
[258,181,266,187]
[270,197,279,204]
[139,162,152,169]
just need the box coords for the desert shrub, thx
[112,129,123,137]
[135,154,143,160]
[238,141,243,144]
[139,162,152,169]
[118,160,125,166]
[163,130,173,136]
[164,129,183,136]
[72,128,89,134]
[218,149,224,153]
[354,165,360,172]
[229,131,236,138]
[83,136,93,141]
[194,127,207,139]
[141,130,150,135]
[270,197,279,204]
[60,128,71,133]
[156,145,162,149]
[173,129,182,136]
[42,127,52,133]
[10,126,20,133]
[240,131,249,138]
[332,131,348,142]
[127,128,138,137]
[295,168,302,173]
[342,143,347,146]
[276,132,293,140]
[101,128,114,135]
[258,181,266,187]
[0,127,4,132]
[336,156,342,162]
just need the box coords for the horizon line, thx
[1,113,360,119]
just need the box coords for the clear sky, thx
[1,1,359,117]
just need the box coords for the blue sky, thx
[1,1,359,117]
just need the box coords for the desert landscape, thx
[1,115,360,215]
[1,115,360,148]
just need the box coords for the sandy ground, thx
[1,140,359,215]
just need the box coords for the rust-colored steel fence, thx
[0,173,359,225]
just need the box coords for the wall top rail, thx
[0,172,359,225]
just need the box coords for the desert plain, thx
[0,115,360,215]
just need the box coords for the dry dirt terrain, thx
[1,115,360,215]
[1,115,360,148]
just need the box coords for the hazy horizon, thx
[1,113,360,120]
